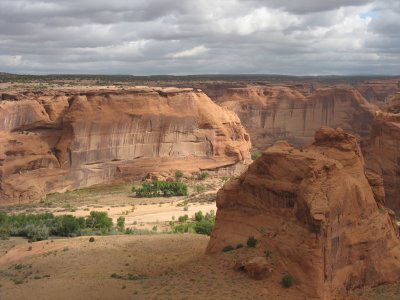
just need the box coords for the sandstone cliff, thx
[362,111,400,213]
[207,128,400,299]
[0,87,251,204]
[218,86,375,150]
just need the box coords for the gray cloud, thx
[0,0,399,75]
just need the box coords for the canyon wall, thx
[362,111,400,213]
[0,87,251,204]
[217,86,375,151]
[207,128,400,299]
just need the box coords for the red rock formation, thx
[218,86,375,150]
[362,111,400,213]
[207,128,400,299]
[0,87,251,204]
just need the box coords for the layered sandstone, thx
[218,86,375,150]
[0,87,251,204]
[207,128,400,299]
[362,111,400,213]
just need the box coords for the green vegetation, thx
[174,170,183,181]
[222,245,234,252]
[170,210,215,235]
[251,151,262,161]
[117,216,125,231]
[85,211,113,232]
[198,172,209,180]
[0,211,114,241]
[247,236,257,247]
[134,181,188,198]
[178,215,189,222]
[282,274,293,288]
[194,211,204,222]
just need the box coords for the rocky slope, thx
[0,87,251,204]
[362,111,400,213]
[207,127,400,299]
[218,86,375,150]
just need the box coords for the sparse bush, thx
[194,211,204,222]
[236,243,243,249]
[251,152,262,161]
[117,216,125,231]
[282,274,293,288]
[247,236,257,247]
[194,219,214,236]
[195,185,205,194]
[86,211,113,231]
[222,245,234,252]
[25,224,49,242]
[89,237,95,242]
[178,215,189,222]
[175,170,183,181]
[198,172,209,180]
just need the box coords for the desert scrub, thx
[222,245,234,252]
[178,215,189,222]
[198,172,209,180]
[247,236,257,247]
[251,151,262,161]
[282,274,293,288]
[134,181,188,197]
[175,170,184,181]
[117,216,125,231]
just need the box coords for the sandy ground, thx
[0,234,306,300]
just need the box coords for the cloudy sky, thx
[0,0,399,75]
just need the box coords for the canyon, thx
[0,87,251,204]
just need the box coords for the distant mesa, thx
[207,127,400,299]
[0,87,251,204]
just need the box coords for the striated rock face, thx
[362,111,400,213]
[0,87,251,204]
[218,86,375,150]
[207,128,400,299]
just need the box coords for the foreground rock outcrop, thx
[218,86,375,150]
[207,128,400,299]
[0,87,251,204]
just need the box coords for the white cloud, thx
[170,45,208,58]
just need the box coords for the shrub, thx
[56,215,82,237]
[89,237,95,242]
[198,172,209,180]
[178,215,189,222]
[194,211,204,222]
[194,219,214,236]
[135,181,188,198]
[175,170,183,181]
[222,245,234,252]
[236,243,243,249]
[25,224,49,242]
[117,216,125,231]
[171,223,195,234]
[282,274,293,288]
[251,152,262,161]
[86,211,113,231]
[247,236,257,247]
